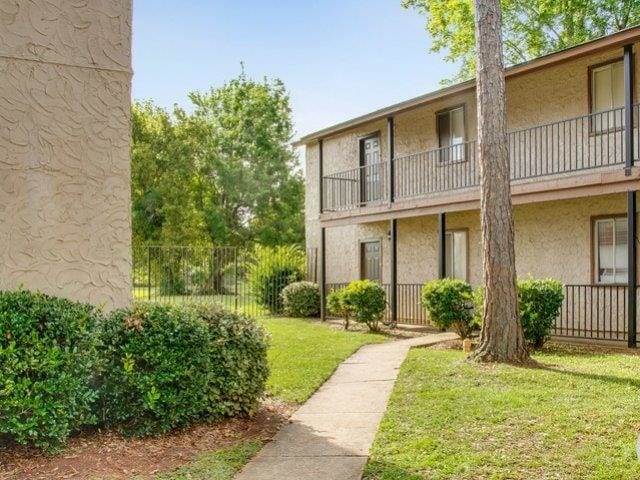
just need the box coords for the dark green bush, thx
[194,304,269,418]
[97,303,210,436]
[0,290,101,451]
[421,279,477,339]
[341,280,387,331]
[246,245,305,313]
[518,278,564,349]
[281,281,321,317]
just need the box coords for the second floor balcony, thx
[321,104,640,213]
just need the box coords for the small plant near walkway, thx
[421,278,477,339]
[326,280,387,331]
[364,344,640,479]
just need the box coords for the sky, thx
[131,0,459,141]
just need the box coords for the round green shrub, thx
[246,245,305,314]
[194,303,269,418]
[281,281,321,317]
[97,303,210,436]
[0,290,101,452]
[341,280,386,331]
[421,278,477,339]
[326,287,351,329]
[518,277,564,349]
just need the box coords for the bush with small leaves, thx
[518,277,564,349]
[96,303,210,436]
[326,286,352,329]
[281,281,321,317]
[0,290,101,452]
[341,280,387,332]
[421,278,477,339]
[193,303,269,418]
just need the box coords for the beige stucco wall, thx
[0,1,133,309]
[321,193,629,287]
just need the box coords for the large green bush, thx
[281,281,320,317]
[0,290,101,451]
[246,245,305,313]
[96,303,210,436]
[193,303,269,418]
[421,279,477,339]
[326,286,352,329]
[342,280,387,331]
[472,278,564,349]
[518,278,564,349]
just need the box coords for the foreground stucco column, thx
[0,1,133,309]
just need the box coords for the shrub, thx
[97,303,210,436]
[246,245,305,314]
[326,286,352,329]
[341,280,387,331]
[281,281,321,317]
[421,279,477,339]
[0,290,101,451]
[518,278,564,349]
[193,303,269,418]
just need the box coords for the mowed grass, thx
[364,345,640,480]
[258,317,388,403]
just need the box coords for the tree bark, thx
[470,0,529,364]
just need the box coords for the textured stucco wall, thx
[320,193,629,286]
[0,1,133,309]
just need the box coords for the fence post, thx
[147,246,152,301]
[390,219,397,326]
[320,228,326,321]
[628,191,637,348]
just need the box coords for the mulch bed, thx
[0,399,295,480]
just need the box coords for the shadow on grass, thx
[534,363,640,389]
[363,460,425,480]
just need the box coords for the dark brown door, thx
[361,240,382,282]
[360,135,381,203]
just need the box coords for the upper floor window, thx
[590,60,624,132]
[437,106,466,162]
[445,230,468,281]
[593,216,627,284]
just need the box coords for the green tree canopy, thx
[131,72,304,247]
[403,0,640,83]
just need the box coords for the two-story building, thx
[299,27,640,346]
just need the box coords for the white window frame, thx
[593,217,628,285]
[445,230,468,282]
[437,106,466,163]
[590,60,624,133]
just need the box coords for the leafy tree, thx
[130,71,304,248]
[403,0,640,83]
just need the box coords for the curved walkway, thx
[235,332,457,480]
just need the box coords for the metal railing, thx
[326,282,632,342]
[322,104,639,210]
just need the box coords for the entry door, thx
[361,240,382,283]
[360,135,381,204]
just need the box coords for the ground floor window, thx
[360,240,382,283]
[593,217,627,284]
[445,230,467,281]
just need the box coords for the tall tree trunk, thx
[470,0,529,363]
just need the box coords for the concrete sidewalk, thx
[235,332,457,480]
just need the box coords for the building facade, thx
[300,28,640,345]
[0,1,133,309]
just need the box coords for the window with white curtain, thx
[437,106,466,162]
[445,230,467,281]
[594,217,627,284]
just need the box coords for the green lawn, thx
[259,317,387,402]
[364,345,640,480]
[157,317,386,479]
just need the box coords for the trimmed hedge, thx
[328,281,386,331]
[421,279,477,339]
[96,303,211,436]
[0,290,101,452]
[281,281,321,317]
[194,303,269,418]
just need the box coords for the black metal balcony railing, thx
[322,104,639,211]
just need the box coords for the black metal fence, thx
[133,245,317,317]
[327,282,634,342]
[323,104,639,210]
